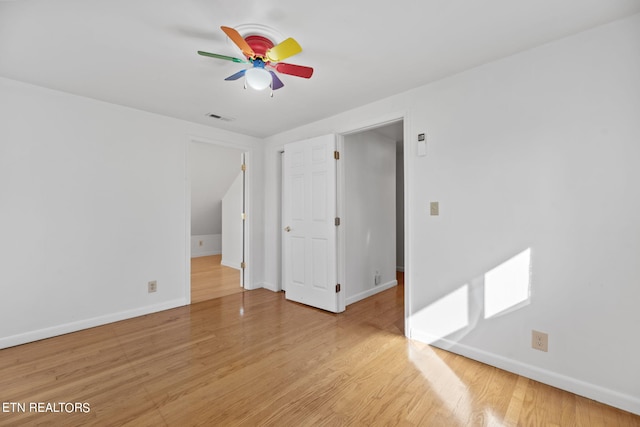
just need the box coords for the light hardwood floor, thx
[190,254,242,303]
[1,283,638,426]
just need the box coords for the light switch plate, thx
[417,140,427,156]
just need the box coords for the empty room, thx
[1,1,640,425]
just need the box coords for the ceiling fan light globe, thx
[245,68,272,91]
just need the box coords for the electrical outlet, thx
[532,330,548,352]
[374,271,381,286]
[148,281,157,293]
[199,240,203,247]
[430,201,439,216]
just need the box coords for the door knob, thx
[284,226,291,232]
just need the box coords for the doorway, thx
[279,118,406,319]
[338,120,405,309]
[188,140,247,304]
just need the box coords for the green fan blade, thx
[197,51,247,63]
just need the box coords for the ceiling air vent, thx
[206,113,235,122]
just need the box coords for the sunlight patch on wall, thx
[484,248,531,319]
[413,284,469,340]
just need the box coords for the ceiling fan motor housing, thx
[244,35,275,59]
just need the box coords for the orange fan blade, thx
[221,26,255,58]
[265,37,302,62]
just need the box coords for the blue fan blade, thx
[269,71,284,90]
[225,69,246,81]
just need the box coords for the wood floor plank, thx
[190,254,242,303]
[503,375,529,426]
[1,284,639,426]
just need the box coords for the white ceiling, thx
[1,1,639,138]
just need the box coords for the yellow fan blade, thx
[221,26,255,58]
[265,37,302,62]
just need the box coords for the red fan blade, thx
[271,62,314,79]
[221,26,255,58]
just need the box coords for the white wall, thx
[190,234,222,257]
[0,76,261,348]
[190,141,244,237]
[344,130,397,304]
[262,14,640,415]
[221,172,243,269]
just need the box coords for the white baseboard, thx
[0,298,187,350]
[261,282,280,292]
[409,329,640,416]
[346,280,397,306]
[191,234,221,258]
[220,258,241,270]
[192,250,221,257]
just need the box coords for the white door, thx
[283,135,341,312]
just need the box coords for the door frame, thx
[185,136,255,304]
[335,112,410,333]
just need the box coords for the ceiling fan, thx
[198,26,314,95]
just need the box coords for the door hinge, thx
[241,163,246,172]
[335,283,341,293]
[334,150,340,160]
[240,262,246,269]
[241,212,246,220]
[335,217,340,226]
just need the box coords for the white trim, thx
[193,250,222,257]
[243,280,264,291]
[346,280,398,306]
[279,151,285,292]
[409,330,640,416]
[261,282,279,292]
[336,134,346,313]
[241,151,252,290]
[0,299,187,350]
[220,259,241,270]
[334,111,408,136]
[402,111,412,339]
[184,140,192,304]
